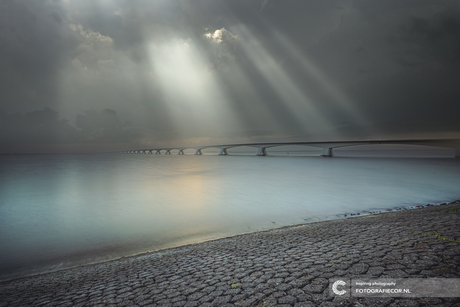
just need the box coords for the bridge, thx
[117,138,460,157]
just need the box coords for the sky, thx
[0,0,459,153]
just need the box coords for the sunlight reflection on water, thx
[0,152,459,280]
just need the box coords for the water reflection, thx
[0,154,459,280]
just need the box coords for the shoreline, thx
[1,201,459,306]
[1,199,458,284]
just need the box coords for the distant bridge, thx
[118,138,460,157]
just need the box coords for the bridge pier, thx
[256,148,267,156]
[165,149,171,155]
[321,147,334,157]
[219,148,228,155]
[155,150,161,154]
[178,149,185,155]
[195,149,202,155]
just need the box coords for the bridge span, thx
[118,138,460,157]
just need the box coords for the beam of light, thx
[255,15,379,138]
[202,3,310,138]
[267,26,374,131]
[229,24,333,135]
[147,39,243,143]
[205,55,286,138]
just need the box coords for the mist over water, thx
[1,151,459,280]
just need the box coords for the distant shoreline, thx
[0,151,457,157]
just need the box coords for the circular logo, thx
[332,280,347,296]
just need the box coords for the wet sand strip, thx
[1,202,459,307]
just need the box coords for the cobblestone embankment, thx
[1,202,459,307]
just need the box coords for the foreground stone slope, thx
[1,202,459,307]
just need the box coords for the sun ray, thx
[257,17,378,137]
[147,39,244,143]
[229,24,335,135]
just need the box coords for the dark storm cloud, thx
[398,11,460,64]
[295,0,460,135]
[0,0,459,153]
[0,0,77,112]
[76,108,140,143]
[0,108,78,146]
[0,108,141,153]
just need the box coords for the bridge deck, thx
[119,138,460,157]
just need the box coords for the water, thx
[1,151,459,281]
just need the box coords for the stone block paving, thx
[1,202,459,306]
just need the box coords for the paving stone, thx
[388,299,420,307]
[269,291,287,298]
[212,295,232,305]
[277,295,298,304]
[303,284,326,293]
[277,283,292,291]
[382,269,410,278]
[349,263,369,275]
[295,293,313,302]
[367,266,385,276]
[187,292,205,301]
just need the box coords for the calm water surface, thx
[1,152,459,280]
